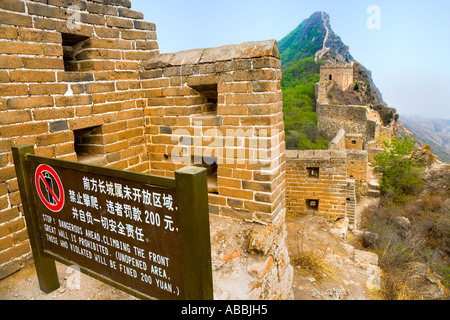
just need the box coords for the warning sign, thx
[12,144,212,300]
[35,164,65,212]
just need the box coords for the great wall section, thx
[0,0,399,300]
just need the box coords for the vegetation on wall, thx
[372,136,423,202]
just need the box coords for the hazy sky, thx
[132,0,450,119]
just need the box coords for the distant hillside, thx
[279,11,385,105]
[278,11,387,150]
[399,115,450,162]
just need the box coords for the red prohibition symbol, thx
[35,164,65,212]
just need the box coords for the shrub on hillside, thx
[372,136,423,202]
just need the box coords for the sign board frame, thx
[12,145,213,300]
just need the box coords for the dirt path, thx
[0,261,135,300]
[286,214,380,300]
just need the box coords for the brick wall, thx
[0,0,158,278]
[345,133,364,150]
[285,128,366,226]
[141,40,286,223]
[346,149,368,187]
[317,104,372,142]
[285,149,348,219]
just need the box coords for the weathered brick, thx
[0,165,16,182]
[0,11,32,27]
[69,116,103,131]
[0,84,28,96]
[218,186,253,200]
[80,12,105,25]
[118,7,143,19]
[86,2,118,16]
[75,48,122,61]
[79,60,116,71]
[0,0,26,13]
[0,218,25,238]
[9,71,56,83]
[26,2,68,19]
[0,240,29,264]
[50,120,69,133]
[135,41,158,51]
[36,131,74,147]
[29,83,68,96]
[106,16,134,29]
[94,26,120,39]
[0,122,48,138]
[85,82,115,93]
[6,96,53,109]
[22,57,64,70]
[0,56,22,70]
[47,0,87,9]
[0,42,42,55]
[0,110,32,125]
[244,200,272,214]
[133,20,156,31]
[0,140,13,154]
[105,0,131,9]
[121,30,147,40]
[33,107,74,120]
[0,26,18,40]
[0,71,9,83]
[54,95,92,107]
[18,29,61,43]
[57,72,94,83]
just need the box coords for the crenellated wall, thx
[0,0,158,279]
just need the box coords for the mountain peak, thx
[279,11,351,69]
[279,12,385,105]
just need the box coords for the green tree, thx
[372,136,423,202]
[281,57,328,150]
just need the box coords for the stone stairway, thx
[346,180,357,228]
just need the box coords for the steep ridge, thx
[279,11,326,70]
[279,11,384,105]
[314,12,331,61]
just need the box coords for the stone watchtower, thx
[317,62,354,104]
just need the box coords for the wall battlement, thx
[317,62,354,103]
[285,128,368,227]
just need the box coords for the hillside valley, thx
[399,115,450,162]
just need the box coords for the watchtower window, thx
[307,167,319,178]
[329,74,333,81]
[352,140,357,145]
[190,84,218,115]
[192,156,218,194]
[306,199,319,212]
[74,125,105,165]
[62,33,90,72]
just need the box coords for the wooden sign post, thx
[12,145,213,300]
